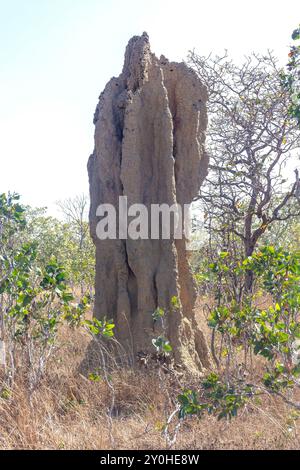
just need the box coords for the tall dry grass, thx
[0,302,299,450]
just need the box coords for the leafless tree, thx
[189,51,300,291]
[56,194,89,250]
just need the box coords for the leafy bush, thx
[178,246,300,422]
[0,193,113,392]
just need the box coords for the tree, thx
[0,193,110,390]
[283,24,300,125]
[56,194,89,249]
[0,193,76,387]
[189,51,300,292]
[0,192,26,294]
[10,202,95,295]
[56,195,94,293]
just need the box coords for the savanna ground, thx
[1,297,299,451]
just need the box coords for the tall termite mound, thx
[88,33,210,372]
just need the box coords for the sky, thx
[0,0,299,216]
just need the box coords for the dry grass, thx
[0,301,300,450]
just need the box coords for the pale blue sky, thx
[0,0,299,214]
